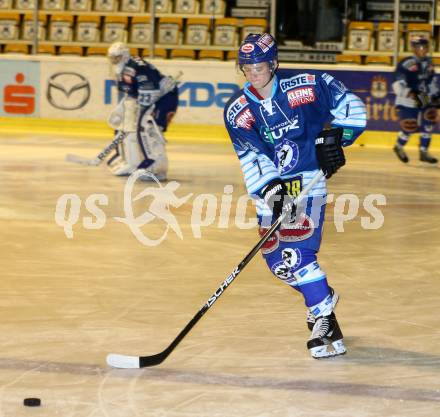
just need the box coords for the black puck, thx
[23,398,41,407]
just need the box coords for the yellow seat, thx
[37,44,56,54]
[3,43,28,54]
[347,21,374,51]
[213,18,238,46]
[241,18,267,41]
[199,49,223,60]
[365,55,392,65]
[158,17,183,45]
[226,50,237,61]
[49,14,74,41]
[130,16,151,44]
[103,15,128,43]
[0,12,20,40]
[142,48,168,59]
[335,54,362,65]
[76,15,100,42]
[59,45,82,55]
[22,13,47,41]
[406,23,432,51]
[170,49,195,60]
[86,46,107,56]
[185,18,211,45]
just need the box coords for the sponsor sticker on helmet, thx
[256,34,275,53]
[241,43,255,53]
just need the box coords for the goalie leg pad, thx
[107,132,143,176]
[137,107,168,180]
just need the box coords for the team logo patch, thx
[287,87,316,108]
[276,143,299,174]
[241,43,254,53]
[271,261,293,281]
[236,108,255,130]
[279,213,314,242]
[281,248,301,270]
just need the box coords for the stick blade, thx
[65,154,100,166]
[106,354,141,369]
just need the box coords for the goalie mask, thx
[108,42,130,75]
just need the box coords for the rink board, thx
[0,55,439,147]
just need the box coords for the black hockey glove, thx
[261,179,295,225]
[430,94,440,108]
[315,127,345,179]
[409,91,430,108]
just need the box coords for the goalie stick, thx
[65,131,126,166]
[65,71,183,167]
[106,170,325,369]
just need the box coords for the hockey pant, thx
[107,103,168,179]
[396,106,437,148]
[259,195,332,313]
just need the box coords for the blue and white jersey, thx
[117,57,166,107]
[224,69,366,216]
[392,56,439,108]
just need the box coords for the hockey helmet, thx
[238,33,278,66]
[410,35,429,48]
[107,42,130,66]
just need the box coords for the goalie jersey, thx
[223,69,366,217]
[117,57,168,107]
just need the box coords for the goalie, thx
[106,42,179,179]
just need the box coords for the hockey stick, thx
[65,131,127,166]
[106,170,325,369]
[65,71,183,167]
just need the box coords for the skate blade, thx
[310,340,347,359]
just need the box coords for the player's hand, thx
[315,128,345,179]
[409,91,430,108]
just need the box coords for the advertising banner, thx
[1,55,438,132]
[0,60,40,117]
[40,58,110,119]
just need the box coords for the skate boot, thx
[306,288,339,331]
[393,145,409,163]
[307,312,346,359]
[420,150,438,164]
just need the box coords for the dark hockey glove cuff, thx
[315,127,346,179]
[261,180,294,225]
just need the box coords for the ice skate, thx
[307,312,346,359]
[420,150,438,164]
[306,288,339,331]
[393,145,409,163]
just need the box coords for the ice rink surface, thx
[0,133,439,417]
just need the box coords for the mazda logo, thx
[47,72,90,110]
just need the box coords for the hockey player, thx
[224,33,366,359]
[106,42,179,179]
[392,36,439,164]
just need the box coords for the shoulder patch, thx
[402,58,418,71]
[226,95,249,124]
